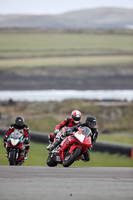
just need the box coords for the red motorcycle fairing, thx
[7,141,23,149]
[69,143,82,154]
[82,136,92,147]
[16,143,24,162]
[68,136,91,158]
[7,140,25,163]
[59,135,83,161]
[17,143,23,149]
[59,136,74,161]
[7,141,11,148]
[17,156,23,162]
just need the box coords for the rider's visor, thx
[89,123,97,128]
[16,121,23,126]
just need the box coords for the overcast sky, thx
[0,0,133,15]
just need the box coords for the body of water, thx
[0,90,133,102]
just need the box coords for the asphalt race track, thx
[0,166,133,200]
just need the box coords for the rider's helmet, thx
[15,116,24,128]
[71,110,81,124]
[86,116,97,129]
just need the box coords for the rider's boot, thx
[5,152,8,157]
[83,149,90,161]
[24,150,29,160]
[46,134,55,150]
[5,148,9,157]
[50,140,60,150]
[46,141,53,150]
[80,150,90,162]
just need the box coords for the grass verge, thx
[0,55,132,68]
[0,138,132,167]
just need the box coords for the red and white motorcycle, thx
[47,126,92,167]
[6,131,29,166]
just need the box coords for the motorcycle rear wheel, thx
[63,147,81,167]
[9,150,16,165]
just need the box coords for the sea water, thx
[0,90,133,102]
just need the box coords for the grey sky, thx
[0,0,133,14]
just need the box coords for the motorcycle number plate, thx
[74,132,85,143]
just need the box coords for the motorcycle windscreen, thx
[10,131,23,139]
[81,127,92,137]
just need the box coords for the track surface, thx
[0,166,133,200]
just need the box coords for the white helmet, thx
[71,110,81,124]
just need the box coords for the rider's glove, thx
[73,127,78,132]
[66,129,73,136]
[92,133,97,144]
[25,138,29,144]
[61,129,73,137]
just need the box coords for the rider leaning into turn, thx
[48,115,99,162]
[77,116,99,145]
[46,110,82,150]
[76,116,99,161]
[66,116,98,162]
[3,116,30,160]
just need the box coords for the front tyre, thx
[63,147,81,167]
[9,150,16,165]
[47,154,57,167]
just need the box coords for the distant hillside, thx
[0,7,133,29]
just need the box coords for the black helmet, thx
[15,116,24,128]
[86,116,97,129]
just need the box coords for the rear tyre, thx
[47,154,57,167]
[63,147,81,167]
[9,150,16,165]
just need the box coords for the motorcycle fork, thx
[16,148,20,160]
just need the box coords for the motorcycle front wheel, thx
[62,147,81,167]
[9,150,16,165]
[47,153,57,167]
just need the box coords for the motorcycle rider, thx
[49,115,98,162]
[76,115,99,161]
[46,110,81,150]
[3,116,30,160]
[77,116,99,145]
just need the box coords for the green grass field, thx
[0,139,132,167]
[0,55,132,68]
[99,133,133,145]
[0,30,133,68]
[1,32,133,51]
